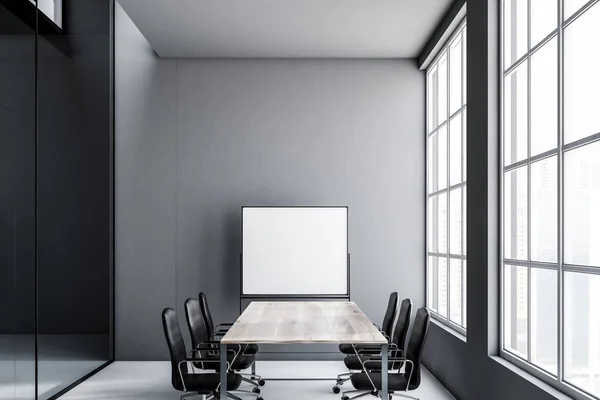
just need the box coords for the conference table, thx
[220,301,389,398]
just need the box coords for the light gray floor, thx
[0,334,109,400]
[60,361,455,400]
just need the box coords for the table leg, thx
[220,343,227,399]
[381,343,388,399]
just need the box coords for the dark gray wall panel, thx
[115,2,177,361]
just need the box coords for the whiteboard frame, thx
[240,206,350,299]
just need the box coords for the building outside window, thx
[501,1,600,399]
[426,21,467,334]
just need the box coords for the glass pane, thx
[462,27,467,105]
[449,188,462,255]
[565,0,593,20]
[438,257,448,318]
[530,268,557,375]
[449,34,462,114]
[449,259,463,326]
[531,156,557,263]
[504,264,528,358]
[564,272,600,398]
[531,0,557,47]
[449,114,462,186]
[504,0,528,69]
[428,66,438,132]
[428,256,438,311]
[463,110,467,181]
[565,140,600,267]
[463,260,467,328]
[428,126,447,193]
[429,194,448,254]
[504,166,528,260]
[565,3,600,144]
[438,53,448,125]
[531,38,558,157]
[463,186,467,256]
[504,62,528,166]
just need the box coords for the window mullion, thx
[446,45,451,321]
[557,0,565,383]
[526,0,532,365]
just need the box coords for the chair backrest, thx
[184,298,211,358]
[392,298,413,354]
[199,292,215,338]
[381,292,399,337]
[404,307,430,390]
[162,307,188,391]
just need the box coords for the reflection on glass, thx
[565,0,594,20]
[565,3,600,144]
[531,0,557,47]
[429,195,448,254]
[504,62,528,166]
[504,0,528,69]
[531,38,558,157]
[564,272,600,398]
[504,264,528,358]
[564,140,600,267]
[449,188,462,255]
[462,186,467,256]
[438,257,448,318]
[530,268,557,375]
[449,114,462,186]
[438,53,448,126]
[449,34,462,114]
[449,259,462,326]
[428,125,448,193]
[0,5,36,400]
[531,157,557,263]
[428,67,438,132]
[505,166,528,260]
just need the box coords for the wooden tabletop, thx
[221,301,387,344]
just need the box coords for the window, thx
[501,1,600,399]
[29,0,62,28]
[427,22,467,333]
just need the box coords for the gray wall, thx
[116,3,425,360]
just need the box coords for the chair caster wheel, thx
[336,379,344,385]
[258,379,266,386]
[342,396,350,400]
[257,397,264,400]
[252,387,261,394]
[332,386,341,394]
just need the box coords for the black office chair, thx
[341,308,430,400]
[199,292,259,354]
[162,307,248,400]
[333,298,412,394]
[184,298,262,394]
[199,292,264,386]
[335,292,399,387]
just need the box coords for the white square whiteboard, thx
[242,207,348,296]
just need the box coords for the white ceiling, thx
[117,0,453,58]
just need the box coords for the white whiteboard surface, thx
[242,207,348,296]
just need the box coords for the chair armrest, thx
[178,358,231,390]
[362,358,414,391]
[356,343,398,354]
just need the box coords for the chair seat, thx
[339,343,384,355]
[344,355,404,371]
[350,372,410,392]
[193,354,255,371]
[183,373,242,393]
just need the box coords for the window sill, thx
[430,316,467,343]
[489,356,575,400]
